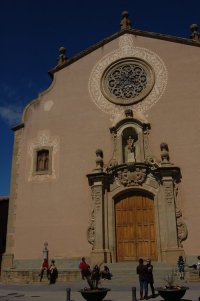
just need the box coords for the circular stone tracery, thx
[101,58,154,105]
[88,34,168,118]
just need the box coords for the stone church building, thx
[2,12,200,276]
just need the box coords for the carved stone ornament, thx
[176,207,188,247]
[177,221,188,247]
[101,58,154,105]
[163,182,174,205]
[144,155,160,170]
[88,34,168,124]
[87,209,95,247]
[116,167,147,186]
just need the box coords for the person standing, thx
[137,258,148,300]
[39,258,49,282]
[146,258,155,298]
[197,256,200,278]
[177,256,185,280]
[79,257,91,280]
[49,260,58,284]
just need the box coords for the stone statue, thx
[124,136,136,162]
[120,11,132,30]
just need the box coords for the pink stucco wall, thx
[10,33,200,260]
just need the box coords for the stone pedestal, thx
[1,253,14,269]
[90,249,112,264]
[162,248,185,264]
[87,171,111,264]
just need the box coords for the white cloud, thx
[0,105,22,127]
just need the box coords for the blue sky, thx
[1,0,200,195]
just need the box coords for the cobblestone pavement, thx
[0,281,199,301]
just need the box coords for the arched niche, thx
[110,116,151,165]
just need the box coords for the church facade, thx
[2,12,200,272]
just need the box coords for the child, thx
[177,256,185,280]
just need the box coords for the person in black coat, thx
[48,260,58,284]
[146,258,155,298]
[101,265,112,280]
[137,258,148,300]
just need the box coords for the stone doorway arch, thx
[87,110,187,264]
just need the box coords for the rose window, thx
[101,58,154,105]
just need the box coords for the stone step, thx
[1,261,198,284]
[106,262,182,286]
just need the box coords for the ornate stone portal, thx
[87,110,187,264]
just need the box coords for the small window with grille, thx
[33,147,52,175]
[36,149,49,172]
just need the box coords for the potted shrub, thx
[156,269,189,301]
[78,263,111,301]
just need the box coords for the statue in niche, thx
[124,136,136,163]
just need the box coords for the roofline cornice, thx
[48,28,200,78]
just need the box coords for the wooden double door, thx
[115,193,157,261]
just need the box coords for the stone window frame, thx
[33,146,53,176]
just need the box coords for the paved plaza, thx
[0,280,199,301]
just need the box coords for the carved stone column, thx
[87,150,111,263]
[155,143,185,263]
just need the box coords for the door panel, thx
[115,194,157,261]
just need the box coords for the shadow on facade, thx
[0,197,9,272]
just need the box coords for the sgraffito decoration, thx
[88,34,167,124]
[28,130,59,182]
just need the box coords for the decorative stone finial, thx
[93,149,104,172]
[160,142,170,163]
[57,47,67,66]
[120,11,132,31]
[190,24,200,41]
[125,109,133,118]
